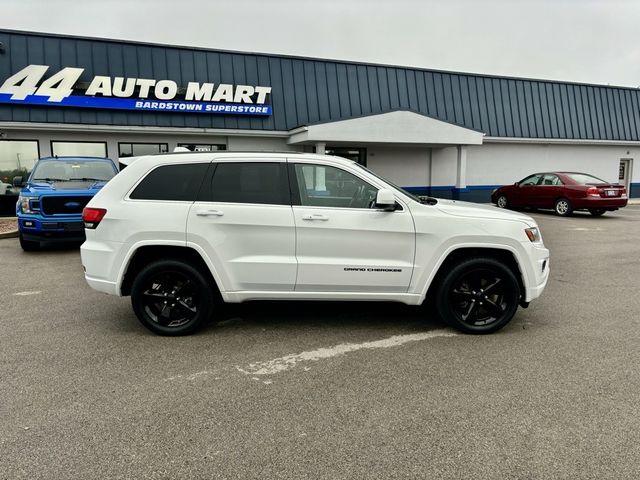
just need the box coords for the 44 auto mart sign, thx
[0,64,272,115]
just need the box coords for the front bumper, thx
[18,215,86,242]
[522,242,550,303]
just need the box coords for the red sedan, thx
[491,172,628,216]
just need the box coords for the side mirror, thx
[375,189,396,211]
[12,176,23,187]
[514,182,519,186]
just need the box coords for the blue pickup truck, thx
[15,156,118,251]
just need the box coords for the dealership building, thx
[0,28,639,204]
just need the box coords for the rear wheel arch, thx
[120,245,222,302]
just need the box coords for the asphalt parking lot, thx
[2,206,640,479]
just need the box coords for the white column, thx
[315,142,326,155]
[456,145,467,189]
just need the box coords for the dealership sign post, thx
[0,65,272,115]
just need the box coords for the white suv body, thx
[81,152,549,335]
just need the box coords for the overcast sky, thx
[1,0,639,87]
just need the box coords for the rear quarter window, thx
[130,163,209,201]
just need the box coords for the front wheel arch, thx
[423,247,526,307]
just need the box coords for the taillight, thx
[82,207,107,229]
[586,186,600,197]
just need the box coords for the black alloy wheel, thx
[589,208,606,217]
[131,260,214,336]
[436,258,520,334]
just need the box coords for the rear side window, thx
[205,162,289,205]
[130,163,208,201]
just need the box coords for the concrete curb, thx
[0,229,18,239]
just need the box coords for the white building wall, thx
[466,142,637,186]
[226,136,298,152]
[365,146,431,187]
[430,147,458,187]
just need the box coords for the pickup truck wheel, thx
[19,233,40,251]
[131,260,214,336]
[436,258,520,334]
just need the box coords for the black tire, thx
[435,257,521,334]
[496,195,508,209]
[131,259,215,336]
[589,209,606,217]
[554,198,572,216]
[19,233,40,251]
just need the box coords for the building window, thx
[0,140,40,186]
[118,143,169,158]
[178,143,227,152]
[323,147,367,166]
[51,141,107,158]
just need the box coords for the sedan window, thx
[565,173,607,184]
[541,174,563,186]
[519,174,543,186]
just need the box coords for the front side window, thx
[51,141,107,158]
[119,143,168,158]
[294,164,378,209]
[207,162,289,205]
[519,174,543,186]
[130,163,208,201]
[31,158,117,183]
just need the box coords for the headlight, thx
[525,227,542,243]
[18,195,33,214]
[491,188,497,195]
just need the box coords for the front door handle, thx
[302,214,329,221]
[196,209,224,217]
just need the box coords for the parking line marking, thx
[13,291,42,296]
[236,330,458,376]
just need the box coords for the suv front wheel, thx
[131,259,214,336]
[435,257,520,334]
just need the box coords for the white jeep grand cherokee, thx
[80,152,549,336]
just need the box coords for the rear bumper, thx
[84,275,119,295]
[571,197,628,210]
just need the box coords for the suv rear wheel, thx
[131,259,214,336]
[435,257,520,334]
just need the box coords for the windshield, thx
[31,159,116,182]
[565,173,607,185]
[353,163,427,204]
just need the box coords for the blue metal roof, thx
[1,29,640,141]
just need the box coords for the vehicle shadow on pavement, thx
[209,301,444,334]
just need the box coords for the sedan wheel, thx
[554,198,572,216]
[496,195,508,209]
[435,257,520,334]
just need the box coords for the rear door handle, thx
[302,214,329,221]
[196,209,224,217]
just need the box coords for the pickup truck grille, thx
[41,196,92,216]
